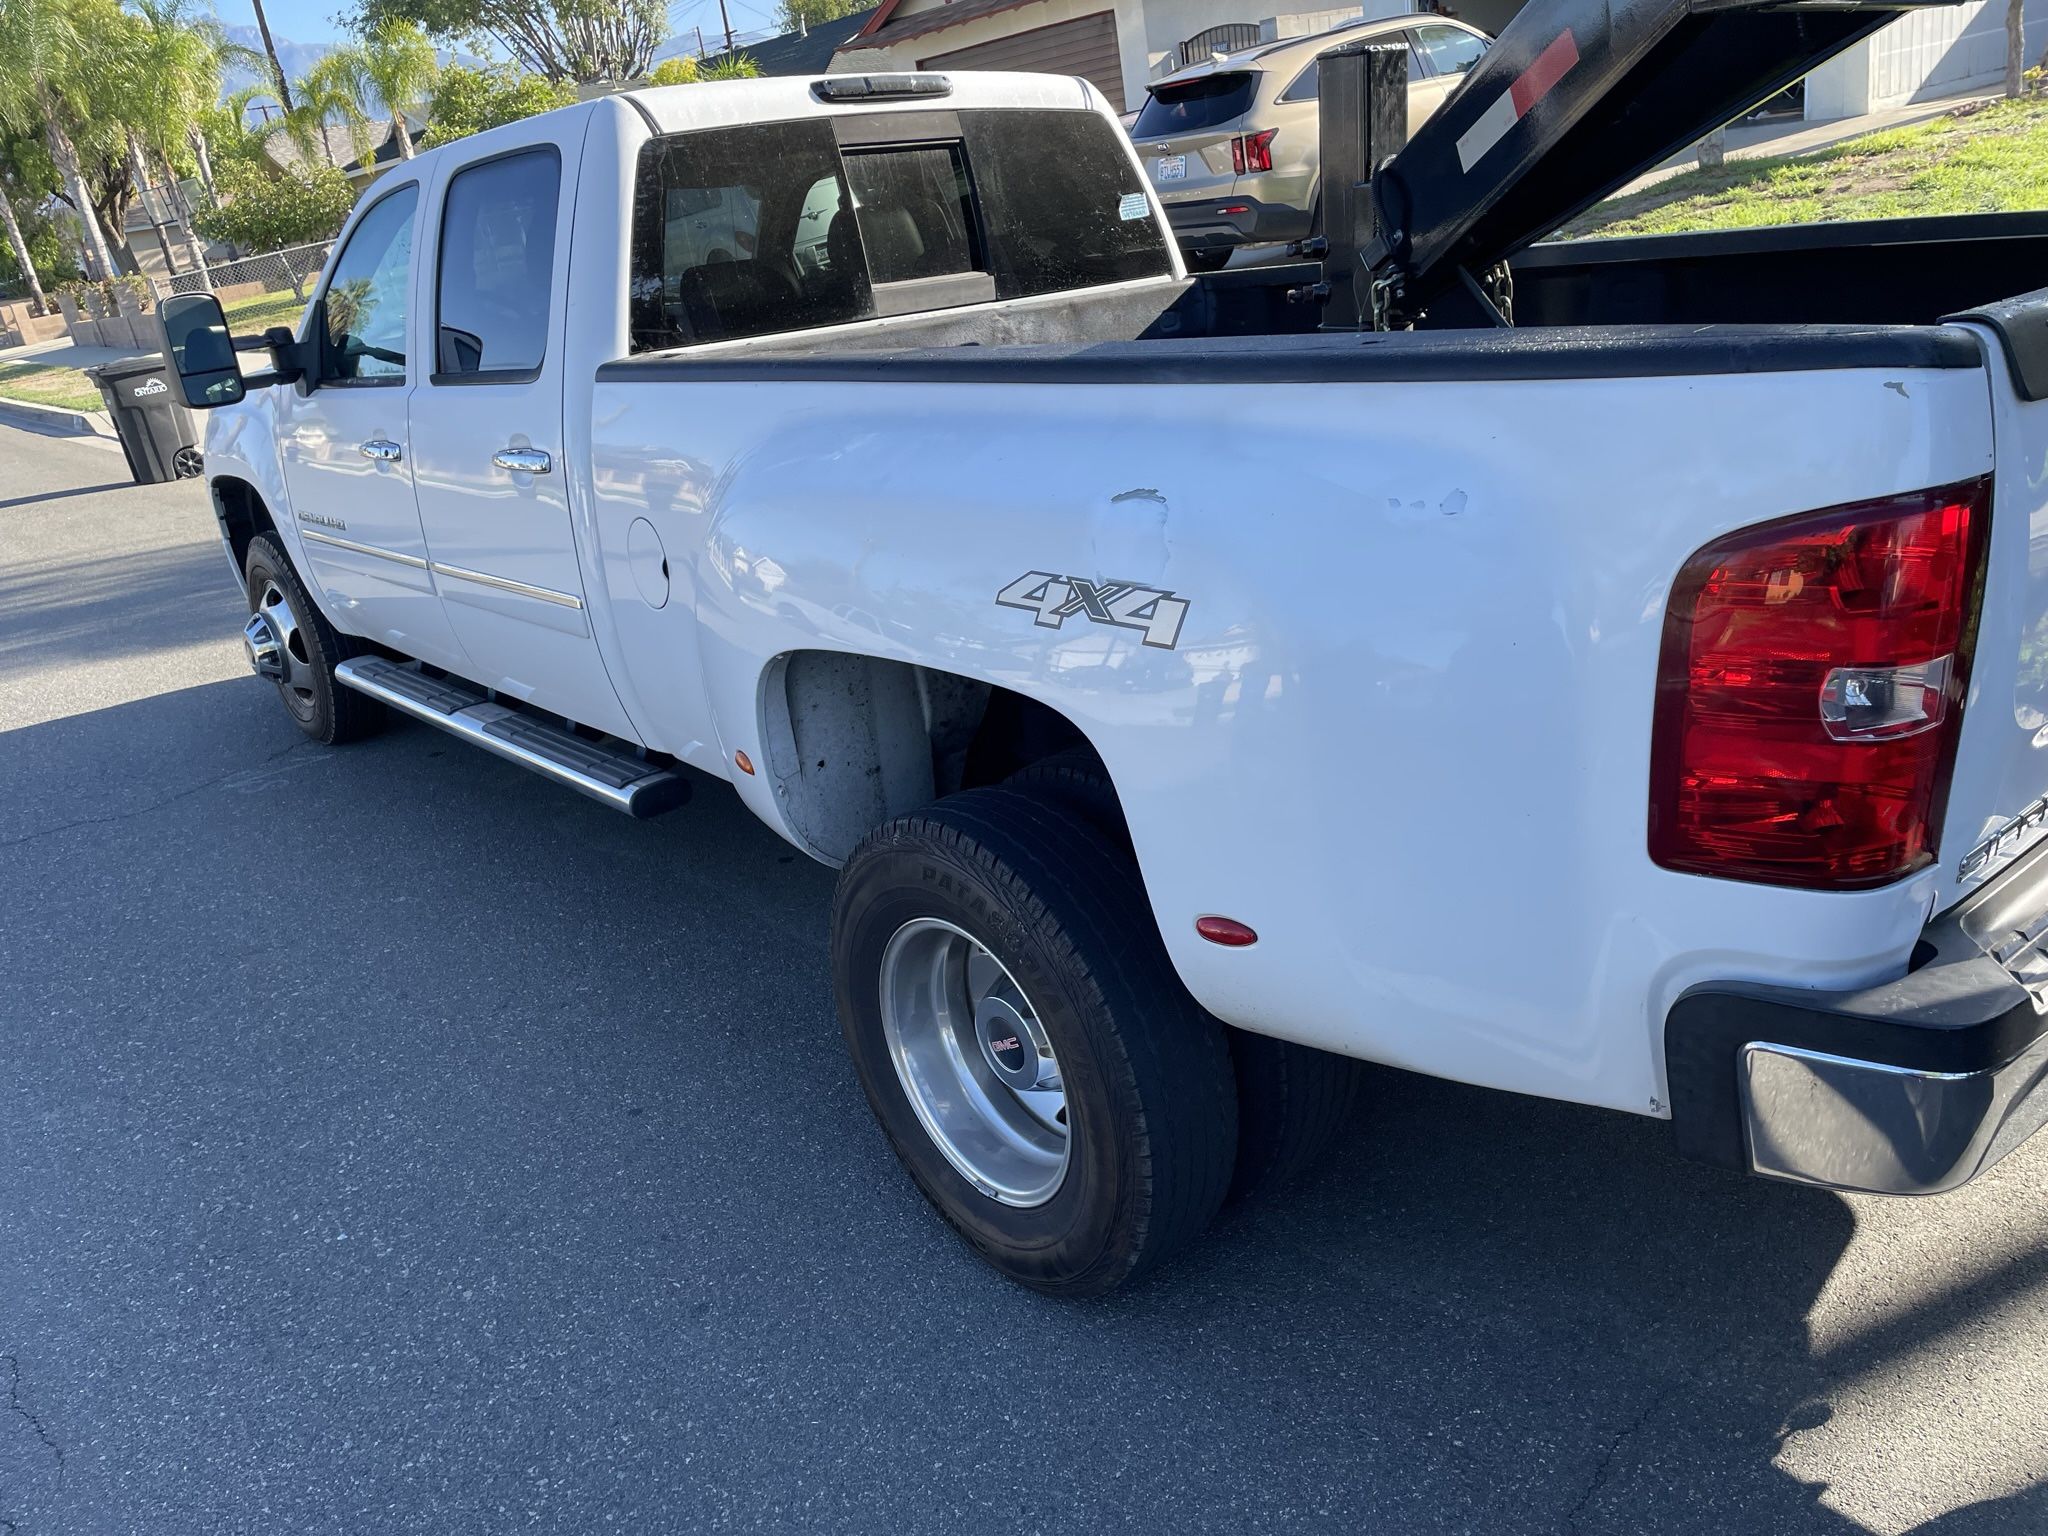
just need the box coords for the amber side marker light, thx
[1196,915,1258,947]
[734,750,755,776]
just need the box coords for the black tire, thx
[1226,1032,1367,1204]
[832,786,1238,1296]
[244,534,385,745]
[1006,746,1131,852]
[1182,248,1233,273]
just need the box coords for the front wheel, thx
[832,787,1238,1296]
[243,534,384,745]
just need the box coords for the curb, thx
[0,395,115,439]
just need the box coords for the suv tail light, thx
[1649,477,1991,890]
[1230,129,1275,174]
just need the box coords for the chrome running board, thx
[334,656,691,819]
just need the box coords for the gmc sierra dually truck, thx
[161,0,2048,1295]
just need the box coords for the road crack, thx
[0,738,315,852]
[5,1353,64,1490]
[1561,1340,1734,1532]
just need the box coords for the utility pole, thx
[695,24,705,55]
[717,0,735,55]
[251,0,295,114]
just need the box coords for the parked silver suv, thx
[1132,16,1490,269]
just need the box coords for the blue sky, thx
[203,0,795,54]
[212,0,349,43]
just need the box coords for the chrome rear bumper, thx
[1740,1033,2048,1195]
[1668,838,2048,1196]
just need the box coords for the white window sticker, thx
[1118,192,1148,222]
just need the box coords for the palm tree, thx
[278,58,361,169]
[251,0,293,114]
[0,176,48,311]
[123,0,261,284]
[2010,0,2026,97]
[0,0,117,278]
[316,19,438,161]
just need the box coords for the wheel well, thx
[211,476,277,573]
[761,651,1118,863]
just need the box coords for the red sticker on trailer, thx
[1456,30,1580,173]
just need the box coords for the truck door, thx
[408,130,637,739]
[275,178,471,676]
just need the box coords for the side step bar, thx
[334,656,691,818]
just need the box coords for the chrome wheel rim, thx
[246,579,317,721]
[879,918,1069,1207]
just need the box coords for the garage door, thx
[920,12,1126,112]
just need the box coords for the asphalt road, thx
[2,422,2045,1535]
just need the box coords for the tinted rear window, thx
[628,108,1172,351]
[961,110,1170,301]
[1131,73,1258,137]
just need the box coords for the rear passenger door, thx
[409,128,636,738]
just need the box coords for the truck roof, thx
[624,70,1111,136]
[374,71,1116,181]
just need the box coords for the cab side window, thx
[436,148,561,379]
[317,184,417,385]
[1280,40,1426,103]
[1413,24,1487,76]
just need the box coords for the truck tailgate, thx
[1938,292,2048,911]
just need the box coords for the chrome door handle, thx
[492,447,552,475]
[359,439,403,463]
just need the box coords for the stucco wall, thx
[837,0,1432,105]
[1807,0,2046,119]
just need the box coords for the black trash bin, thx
[86,353,202,484]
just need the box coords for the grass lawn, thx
[0,361,105,414]
[1565,92,2048,239]
[222,289,311,332]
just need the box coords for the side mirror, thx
[160,292,245,408]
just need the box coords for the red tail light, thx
[1230,128,1275,174]
[1649,477,1991,890]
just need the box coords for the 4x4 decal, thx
[996,572,1190,651]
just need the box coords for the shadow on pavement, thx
[0,537,233,670]
[0,677,2041,1534]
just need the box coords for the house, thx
[829,0,1427,110]
[832,0,2044,121]
[652,7,883,75]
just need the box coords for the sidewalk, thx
[0,334,153,371]
[0,336,154,439]
[1616,83,2003,196]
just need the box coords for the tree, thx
[0,0,119,277]
[420,64,576,145]
[0,132,62,309]
[775,0,864,34]
[2007,0,2027,98]
[702,52,760,79]
[312,18,438,160]
[647,56,698,85]
[118,0,256,282]
[193,155,355,251]
[346,0,666,85]
[279,56,362,169]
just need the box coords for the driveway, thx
[1,423,2043,1534]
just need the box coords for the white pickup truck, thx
[163,0,2048,1294]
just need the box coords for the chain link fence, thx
[152,241,333,318]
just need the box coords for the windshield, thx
[1131,73,1258,139]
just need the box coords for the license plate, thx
[1155,155,1186,182]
